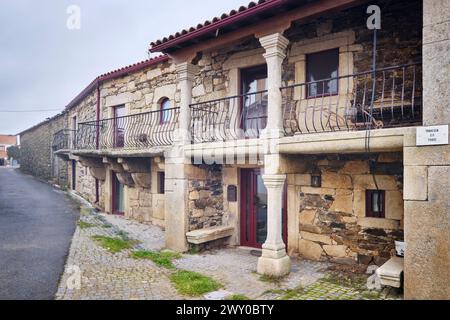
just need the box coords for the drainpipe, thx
[96,83,100,150]
[95,83,101,204]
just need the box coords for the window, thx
[0,145,5,151]
[366,190,386,218]
[240,65,268,135]
[306,49,339,97]
[160,98,171,124]
[113,105,126,148]
[157,172,165,194]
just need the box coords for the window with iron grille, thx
[366,190,386,218]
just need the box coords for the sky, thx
[0,0,248,135]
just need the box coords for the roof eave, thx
[149,0,289,53]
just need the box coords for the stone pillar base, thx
[257,254,291,277]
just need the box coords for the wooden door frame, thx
[240,168,288,248]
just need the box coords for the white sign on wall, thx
[416,125,449,146]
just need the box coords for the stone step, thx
[376,256,404,288]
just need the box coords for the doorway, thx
[112,172,125,215]
[71,160,76,190]
[240,169,287,248]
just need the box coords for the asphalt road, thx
[0,168,79,300]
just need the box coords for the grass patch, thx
[278,286,305,300]
[169,270,222,296]
[77,220,95,229]
[92,235,139,253]
[227,294,250,300]
[322,272,367,290]
[259,274,284,285]
[131,250,181,269]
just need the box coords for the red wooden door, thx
[240,169,287,248]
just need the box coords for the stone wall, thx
[188,164,224,232]
[193,37,263,103]
[284,0,422,81]
[70,161,101,205]
[20,113,69,187]
[189,0,422,106]
[101,59,179,117]
[125,158,165,227]
[288,153,404,265]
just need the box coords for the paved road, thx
[0,168,79,300]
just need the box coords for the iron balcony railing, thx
[190,90,268,143]
[52,129,76,152]
[282,63,422,135]
[75,107,180,150]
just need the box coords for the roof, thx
[150,0,302,53]
[0,135,18,145]
[65,54,169,111]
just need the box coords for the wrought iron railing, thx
[282,63,422,135]
[52,129,76,152]
[75,108,179,150]
[190,90,268,143]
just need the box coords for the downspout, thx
[96,83,100,150]
[95,83,100,204]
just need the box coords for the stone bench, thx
[376,256,404,288]
[186,226,234,245]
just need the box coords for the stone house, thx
[20,0,450,299]
[0,135,18,166]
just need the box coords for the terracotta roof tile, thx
[150,0,285,51]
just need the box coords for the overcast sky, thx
[0,0,248,135]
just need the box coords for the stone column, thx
[403,0,450,300]
[175,62,197,145]
[259,33,289,138]
[257,174,291,277]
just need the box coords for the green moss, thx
[279,286,305,300]
[227,294,250,300]
[91,236,139,253]
[169,270,222,296]
[322,273,367,290]
[131,250,181,269]
[77,220,96,229]
[259,274,284,285]
[187,247,201,255]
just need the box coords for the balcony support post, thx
[259,33,289,139]
[176,62,198,145]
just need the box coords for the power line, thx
[0,109,62,113]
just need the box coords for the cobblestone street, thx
[56,203,402,300]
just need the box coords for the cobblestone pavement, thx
[56,206,401,300]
